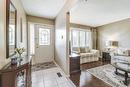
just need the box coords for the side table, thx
[102,52,111,62]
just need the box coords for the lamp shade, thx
[110,41,118,47]
[106,41,118,47]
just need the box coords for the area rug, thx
[87,64,130,87]
[32,62,57,72]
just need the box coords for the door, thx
[34,24,54,64]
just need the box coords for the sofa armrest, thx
[90,49,100,57]
[72,51,80,54]
[91,49,99,53]
[110,52,115,57]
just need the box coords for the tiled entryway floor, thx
[32,67,76,87]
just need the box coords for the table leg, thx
[124,72,128,85]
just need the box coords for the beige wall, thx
[70,23,98,49]
[27,15,55,25]
[55,0,78,75]
[97,18,130,50]
[70,23,91,29]
[0,0,27,69]
[55,12,68,74]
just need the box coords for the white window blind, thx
[71,28,92,48]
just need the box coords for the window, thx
[9,25,15,45]
[39,28,50,45]
[80,31,86,47]
[30,24,35,55]
[72,30,79,47]
[85,31,91,47]
[71,29,92,48]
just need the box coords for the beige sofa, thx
[72,47,99,64]
[110,48,130,64]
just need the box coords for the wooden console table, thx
[0,56,32,87]
[70,53,81,75]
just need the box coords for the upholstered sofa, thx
[110,48,130,64]
[72,47,99,64]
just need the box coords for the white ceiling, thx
[21,0,67,19]
[70,0,130,27]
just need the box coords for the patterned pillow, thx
[80,47,86,53]
[128,50,130,56]
[117,48,130,56]
[85,47,90,53]
[116,48,123,55]
[126,50,130,56]
[72,47,80,53]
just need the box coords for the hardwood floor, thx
[70,60,112,87]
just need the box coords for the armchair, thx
[110,48,130,64]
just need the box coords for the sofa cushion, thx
[115,48,130,56]
[85,47,90,53]
[117,49,125,55]
[126,50,130,56]
[72,47,80,53]
[80,47,86,53]
[112,56,130,62]
[80,53,94,58]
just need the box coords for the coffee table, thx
[112,62,130,85]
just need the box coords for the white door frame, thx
[28,23,55,65]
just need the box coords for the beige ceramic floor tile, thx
[44,78,58,87]
[32,82,44,87]
[56,77,68,84]
[32,67,76,87]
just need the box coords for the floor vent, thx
[57,72,62,77]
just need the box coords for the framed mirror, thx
[6,0,17,58]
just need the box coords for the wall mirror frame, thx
[6,0,17,58]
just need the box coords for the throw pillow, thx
[117,49,125,56]
[85,47,90,53]
[80,47,86,53]
[117,48,129,56]
[72,47,80,53]
[128,50,130,56]
[126,50,130,56]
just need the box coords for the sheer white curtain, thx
[71,28,92,48]
[91,28,97,49]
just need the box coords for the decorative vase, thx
[11,57,17,65]
[18,54,23,66]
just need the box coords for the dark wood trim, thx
[10,0,17,49]
[6,0,17,58]
[6,0,10,58]
[15,9,17,48]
